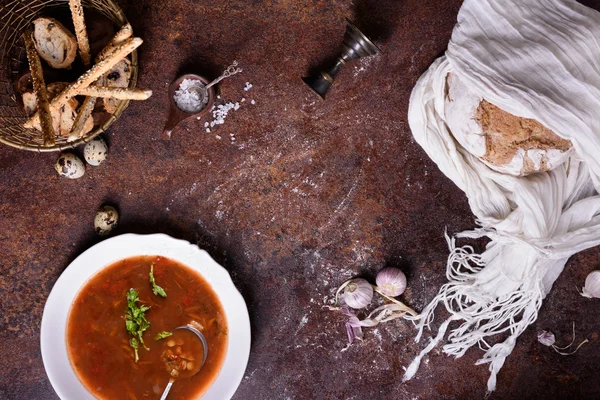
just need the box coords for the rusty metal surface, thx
[2,0,600,399]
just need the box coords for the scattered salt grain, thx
[204,122,209,128]
[216,135,222,140]
[244,82,253,91]
[241,98,246,102]
[173,79,208,113]
[206,128,210,133]
[210,102,238,127]
[251,99,255,105]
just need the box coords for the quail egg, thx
[94,205,119,236]
[83,137,108,166]
[55,152,85,179]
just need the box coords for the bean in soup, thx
[67,256,228,400]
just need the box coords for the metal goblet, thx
[303,19,382,99]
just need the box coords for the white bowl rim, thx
[40,233,251,400]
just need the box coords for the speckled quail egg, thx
[55,152,85,179]
[83,137,108,166]
[94,206,119,236]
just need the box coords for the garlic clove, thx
[537,330,555,347]
[581,270,600,299]
[341,278,373,309]
[375,267,407,297]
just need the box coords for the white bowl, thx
[41,233,251,399]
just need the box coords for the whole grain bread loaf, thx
[444,73,573,176]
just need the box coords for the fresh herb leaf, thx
[155,331,173,340]
[127,289,139,303]
[125,288,151,361]
[125,320,138,333]
[149,264,167,298]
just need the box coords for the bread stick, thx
[69,0,91,66]
[69,24,134,139]
[69,0,92,138]
[68,96,96,140]
[78,86,152,100]
[24,37,142,129]
[23,30,56,146]
[95,23,133,63]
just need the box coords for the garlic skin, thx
[376,267,407,297]
[342,278,373,309]
[537,330,555,347]
[582,270,600,298]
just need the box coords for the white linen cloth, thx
[404,0,600,392]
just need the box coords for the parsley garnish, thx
[125,288,151,362]
[155,331,173,340]
[149,264,167,298]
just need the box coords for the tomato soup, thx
[67,256,228,400]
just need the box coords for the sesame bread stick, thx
[78,86,152,100]
[69,0,91,66]
[95,23,133,63]
[23,30,56,146]
[68,96,96,140]
[69,24,134,139]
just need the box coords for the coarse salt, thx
[210,102,237,127]
[174,79,208,113]
[244,82,253,91]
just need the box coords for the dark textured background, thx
[2,0,600,399]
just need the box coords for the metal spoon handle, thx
[205,61,243,90]
[160,379,175,400]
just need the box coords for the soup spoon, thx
[160,325,208,400]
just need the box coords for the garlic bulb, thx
[341,278,373,309]
[582,270,600,298]
[537,330,555,347]
[376,267,407,297]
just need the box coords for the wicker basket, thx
[0,0,138,152]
